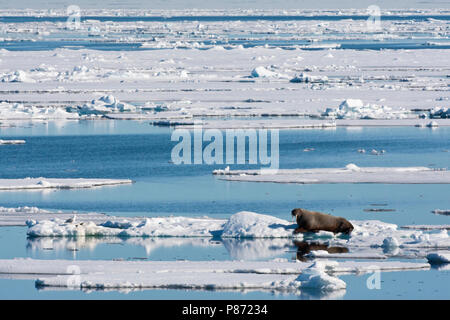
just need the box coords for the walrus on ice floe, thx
[291,208,354,235]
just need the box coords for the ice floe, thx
[27,216,226,238]
[0,48,448,125]
[0,178,133,190]
[323,99,411,120]
[250,66,286,79]
[0,139,26,145]
[23,211,450,256]
[0,258,429,293]
[213,164,450,184]
[0,102,78,120]
[0,70,35,83]
[221,211,298,238]
[76,95,138,116]
[0,206,135,227]
[290,73,328,84]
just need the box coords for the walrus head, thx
[338,219,354,234]
[291,208,304,217]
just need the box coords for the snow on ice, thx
[213,164,450,184]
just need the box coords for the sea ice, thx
[214,164,450,184]
[77,95,138,115]
[323,99,411,120]
[0,102,78,120]
[0,178,133,190]
[27,216,226,238]
[290,72,328,83]
[23,211,450,254]
[0,139,26,145]
[0,258,429,293]
[221,211,299,239]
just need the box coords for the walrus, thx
[294,241,349,262]
[291,208,354,234]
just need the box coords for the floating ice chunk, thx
[0,258,430,278]
[290,72,328,83]
[340,99,364,109]
[0,70,35,83]
[0,178,132,190]
[0,258,419,294]
[99,95,116,105]
[27,216,226,238]
[323,99,410,120]
[221,211,298,238]
[78,95,137,115]
[382,237,399,249]
[296,261,346,291]
[215,165,450,184]
[370,149,382,155]
[0,102,77,120]
[345,163,361,172]
[0,206,135,227]
[250,66,280,78]
[0,139,26,145]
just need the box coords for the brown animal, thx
[291,208,354,234]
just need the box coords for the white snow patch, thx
[323,99,411,120]
[221,211,298,239]
[78,95,137,115]
[27,216,226,238]
[250,66,286,79]
[0,102,77,120]
[0,139,26,145]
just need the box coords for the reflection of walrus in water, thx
[294,241,349,262]
[291,208,354,234]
